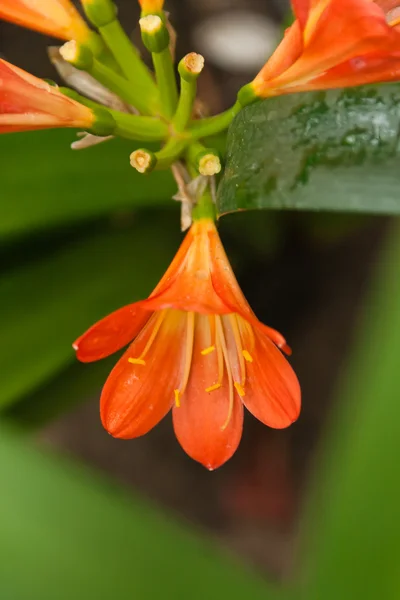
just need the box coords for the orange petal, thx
[73,302,151,362]
[101,310,186,439]
[143,219,231,315]
[0,59,94,133]
[303,48,400,90]
[173,315,243,469]
[254,0,394,95]
[240,325,301,429]
[0,0,90,42]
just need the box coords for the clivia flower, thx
[74,218,301,470]
[0,0,92,42]
[247,0,400,98]
[0,59,96,133]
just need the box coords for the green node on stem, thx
[237,83,259,107]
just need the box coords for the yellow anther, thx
[205,383,222,393]
[174,389,181,408]
[128,358,146,366]
[242,350,253,363]
[201,345,215,356]
[234,382,245,397]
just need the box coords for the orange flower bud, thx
[138,0,165,14]
[251,0,400,98]
[0,59,95,133]
[0,0,91,42]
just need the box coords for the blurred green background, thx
[1,1,399,599]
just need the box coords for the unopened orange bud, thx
[0,0,91,42]
[0,59,95,134]
[138,0,164,15]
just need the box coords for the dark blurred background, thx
[0,0,389,581]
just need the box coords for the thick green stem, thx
[172,77,197,132]
[109,110,169,141]
[155,137,190,169]
[60,88,168,141]
[98,19,160,111]
[152,48,178,119]
[189,100,242,140]
[191,185,216,222]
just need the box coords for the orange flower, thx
[74,219,300,470]
[0,0,91,41]
[250,0,400,97]
[0,59,95,133]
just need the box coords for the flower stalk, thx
[140,14,178,118]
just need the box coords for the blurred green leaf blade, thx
[0,130,175,239]
[302,222,400,599]
[0,425,278,600]
[218,84,400,215]
[0,216,180,409]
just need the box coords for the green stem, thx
[89,59,153,115]
[60,88,168,141]
[155,137,190,169]
[172,76,197,132]
[191,184,216,222]
[189,100,242,140]
[98,19,160,111]
[152,48,178,119]
[109,110,169,141]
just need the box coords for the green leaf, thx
[0,425,277,600]
[0,130,175,239]
[0,215,180,409]
[301,223,400,599]
[218,84,400,215]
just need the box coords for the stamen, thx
[242,350,253,363]
[215,316,234,432]
[174,312,195,405]
[205,383,222,393]
[234,382,245,397]
[128,358,146,366]
[229,314,246,385]
[127,310,166,366]
[201,345,215,356]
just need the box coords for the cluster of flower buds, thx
[1,0,399,467]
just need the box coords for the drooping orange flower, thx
[0,59,95,133]
[0,0,91,42]
[250,0,400,98]
[74,218,300,470]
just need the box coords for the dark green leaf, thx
[301,223,400,599]
[218,85,400,215]
[0,215,180,409]
[0,130,175,239]
[0,425,277,600]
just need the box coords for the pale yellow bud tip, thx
[198,154,221,176]
[130,150,154,173]
[139,14,163,34]
[183,52,205,75]
[59,40,78,63]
